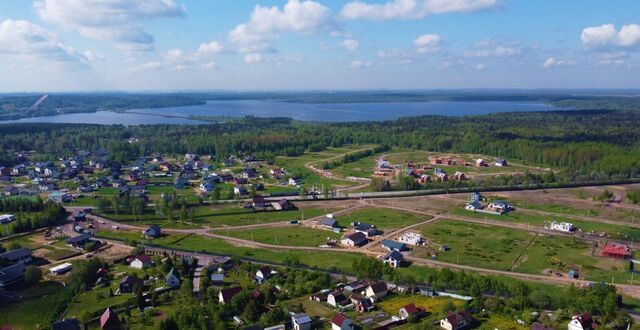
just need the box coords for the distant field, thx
[340,207,428,230]
[0,281,66,330]
[218,226,340,247]
[377,295,464,315]
[194,205,330,227]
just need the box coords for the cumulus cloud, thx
[581,23,640,49]
[0,19,88,66]
[197,41,225,56]
[349,59,372,68]
[342,39,359,51]
[413,34,441,53]
[464,39,522,58]
[229,0,337,55]
[244,53,265,64]
[34,0,187,51]
[475,63,486,70]
[542,57,575,69]
[340,0,498,21]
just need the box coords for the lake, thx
[0,100,566,125]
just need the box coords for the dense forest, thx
[1,109,640,182]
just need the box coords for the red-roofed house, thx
[568,313,599,330]
[331,313,353,330]
[601,243,631,259]
[399,303,425,320]
[440,311,473,330]
[100,308,121,330]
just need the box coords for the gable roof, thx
[134,254,152,263]
[166,268,179,281]
[368,282,387,294]
[292,313,312,324]
[381,239,406,251]
[66,233,92,244]
[331,313,349,326]
[444,311,473,326]
[52,318,81,330]
[120,274,143,286]
[384,250,404,261]
[0,248,32,262]
[344,232,367,244]
[220,286,242,301]
[0,263,26,285]
[401,303,419,315]
[100,308,121,328]
[320,218,338,227]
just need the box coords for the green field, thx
[0,281,67,330]
[341,207,428,230]
[450,206,640,242]
[219,226,341,247]
[193,205,330,227]
[419,220,535,271]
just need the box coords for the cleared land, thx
[218,226,341,247]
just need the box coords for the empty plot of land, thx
[217,226,341,247]
[339,206,428,230]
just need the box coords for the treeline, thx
[0,196,46,213]
[320,145,389,170]
[2,110,640,180]
[1,200,67,236]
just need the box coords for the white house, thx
[331,313,353,330]
[398,232,424,246]
[568,313,598,330]
[327,290,348,307]
[256,266,274,283]
[129,255,152,269]
[381,251,403,268]
[341,232,367,247]
[292,313,312,330]
[365,282,387,301]
[440,311,473,330]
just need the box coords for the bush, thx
[24,265,42,285]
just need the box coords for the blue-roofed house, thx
[166,268,181,288]
[143,225,162,238]
[292,313,312,330]
[0,248,32,265]
[381,240,406,252]
[320,217,340,232]
[381,250,404,268]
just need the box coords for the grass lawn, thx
[329,154,378,178]
[194,205,330,227]
[219,226,341,247]
[45,248,81,261]
[419,220,535,271]
[96,210,202,229]
[477,315,528,330]
[0,281,67,330]
[65,284,135,320]
[287,297,335,319]
[340,207,428,230]
[377,294,464,315]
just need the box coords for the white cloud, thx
[475,63,486,70]
[341,0,498,21]
[581,23,640,49]
[413,34,441,53]
[141,61,162,70]
[464,39,522,58]
[203,61,216,70]
[244,53,264,64]
[542,57,575,69]
[342,39,359,51]
[34,0,187,51]
[349,59,372,68]
[229,0,337,54]
[0,19,87,66]
[82,50,105,62]
[197,41,225,56]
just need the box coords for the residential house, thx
[601,243,631,259]
[256,266,274,283]
[48,191,71,203]
[548,221,576,233]
[210,273,225,285]
[291,313,312,330]
[234,186,248,196]
[0,263,27,287]
[495,158,508,167]
[453,171,466,181]
[219,286,242,304]
[288,176,302,186]
[475,159,487,167]
[165,268,181,288]
[143,225,162,238]
[130,255,152,269]
[320,217,341,232]
[73,211,86,222]
[399,303,425,320]
[65,234,95,249]
[327,290,348,307]
[51,318,81,330]
[331,313,354,330]
[273,198,296,211]
[381,250,404,268]
[341,232,368,247]
[200,182,215,192]
[119,275,144,294]
[488,200,511,214]
[398,232,424,246]
[365,282,388,301]
[11,165,26,175]
[252,195,268,208]
[211,256,234,270]
[4,185,18,196]
[353,223,381,237]
[0,248,33,265]
[100,308,121,330]
[440,311,473,330]
[381,240,406,252]
[350,293,374,313]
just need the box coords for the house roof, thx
[66,234,92,244]
[320,218,338,227]
[220,286,242,301]
[368,282,387,294]
[210,273,225,282]
[258,266,272,275]
[444,311,473,326]
[134,254,152,263]
[0,263,26,285]
[51,318,81,330]
[120,274,143,286]
[100,308,121,329]
[344,232,367,244]
[384,250,404,261]
[166,268,179,281]
[401,303,419,315]
[381,240,406,251]
[331,313,349,326]
[292,313,312,324]
[0,248,32,262]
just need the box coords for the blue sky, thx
[0,0,639,91]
